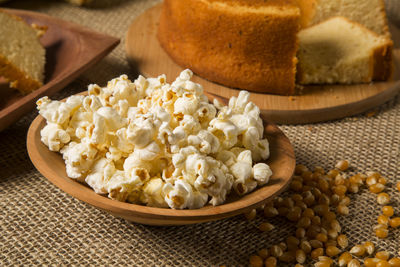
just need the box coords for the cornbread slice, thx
[0,10,46,94]
[297,17,393,85]
[158,0,301,95]
[296,0,390,36]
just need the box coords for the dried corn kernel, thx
[318,256,333,264]
[325,240,337,247]
[287,207,302,221]
[296,227,306,239]
[327,169,340,179]
[311,248,324,260]
[316,233,328,243]
[295,249,306,264]
[300,240,312,254]
[364,258,380,267]
[279,251,295,263]
[331,220,342,232]
[366,176,378,186]
[378,215,390,225]
[348,259,361,267]
[338,252,352,267]
[291,180,303,191]
[286,236,300,250]
[370,183,385,194]
[389,217,400,228]
[349,174,363,185]
[258,248,269,259]
[310,239,324,249]
[303,208,315,218]
[382,206,394,217]
[378,177,387,185]
[259,222,275,232]
[278,242,287,252]
[377,193,390,205]
[264,256,277,267]
[335,160,349,171]
[324,212,336,222]
[377,260,390,267]
[375,227,389,239]
[295,164,308,175]
[337,205,349,215]
[297,217,311,228]
[270,245,283,258]
[350,245,366,257]
[312,215,322,225]
[339,196,351,206]
[348,183,359,193]
[264,206,279,217]
[295,265,304,267]
[314,261,331,267]
[249,255,263,267]
[326,246,341,257]
[337,234,348,249]
[328,228,338,240]
[376,251,390,261]
[364,241,375,255]
[334,185,347,196]
[388,258,400,267]
[397,182,400,192]
[245,209,257,220]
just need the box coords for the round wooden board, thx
[126,4,400,124]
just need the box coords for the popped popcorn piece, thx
[38,70,272,209]
[40,123,70,151]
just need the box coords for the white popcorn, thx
[253,163,272,185]
[85,158,114,194]
[38,70,272,209]
[37,95,82,125]
[40,123,70,151]
[60,140,97,181]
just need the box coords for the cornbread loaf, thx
[297,17,393,85]
[158,0,301,95]
[296,0,390,36]
[0,10,45,94]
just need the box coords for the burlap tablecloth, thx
[1,0,399,266]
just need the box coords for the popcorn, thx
[38,70,272,209]
[40,123,70,151]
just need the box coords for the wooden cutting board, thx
[0,9,120,131]
[126,4,400,124]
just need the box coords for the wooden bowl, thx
[27,95,295,225]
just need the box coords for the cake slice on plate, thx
[297,16,393,85]
[0,9,46,94]
[296,0,390,36]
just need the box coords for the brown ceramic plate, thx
[0,9,120,131]
[27,92,295,225]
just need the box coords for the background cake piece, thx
[296,0,390,36]
[158,0,301,95]
[297,16,393,85]
[0,9,45,94]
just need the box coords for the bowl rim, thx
[27,99,295,223]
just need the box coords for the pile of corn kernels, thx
[243,160,400,267]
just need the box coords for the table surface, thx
[1,0,399,266]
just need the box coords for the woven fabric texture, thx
[1,0,399,266]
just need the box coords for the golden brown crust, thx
[0,54,42,94]
[158,0,300,95]
[372,39,393,81]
